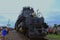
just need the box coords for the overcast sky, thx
[0,0,60,28]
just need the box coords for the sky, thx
[0,0,60,28]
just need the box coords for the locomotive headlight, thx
[32,12,36,17]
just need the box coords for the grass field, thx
[47,34,60,40]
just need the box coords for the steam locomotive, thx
[15,7,48,38]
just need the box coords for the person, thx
[49,27,52,34]
[54,28,58,35]
[1,28,7,40]
[5,28,9,34]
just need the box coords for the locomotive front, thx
[15,7,48,38]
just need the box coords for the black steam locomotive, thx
[15,7,48,38]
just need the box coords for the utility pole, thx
[7,19,11,27]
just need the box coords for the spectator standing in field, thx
[49,27,52,34]
[54,27,58,35]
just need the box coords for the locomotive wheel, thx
[15,27,19,32]
[24,29,30,38]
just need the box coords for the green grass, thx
[47,34,60,40]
